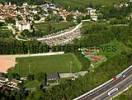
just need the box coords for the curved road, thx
[14,22,82,46]
[37,23,82,46]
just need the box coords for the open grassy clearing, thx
[10,53,82,76]
[34,21,75,36]
[100,39,131,59]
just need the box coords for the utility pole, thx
[28,49,31,74]
[18,64,20,75]
[28,64,31,74]
[16,62,20,75]
[28,49,30,56]
[70,61,72,73]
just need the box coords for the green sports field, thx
[11,53,82,76]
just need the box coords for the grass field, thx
[34,22,75,36]
[100,39,131,59]
[11,53,82,76]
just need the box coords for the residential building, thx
[16,19,31,32]
[0,2,17,20]
[87,7,98,21]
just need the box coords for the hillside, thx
[0,0,127,10]
[50,0,125,10]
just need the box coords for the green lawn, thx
[11,53,82,76]
[34,22,75,36]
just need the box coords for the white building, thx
[16,20,31,32]
[87,7,98,21]
[22,2,28,7]
[91,16,98,21]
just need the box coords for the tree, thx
[0,38,49,54]
[16,15,23,20]
[0,22,5,27]
[35,72,46,81]
[66,14,74,22]
[45,14,63,22]
[21,29,31,38]
[47,23,54,34]
[5,17,15,24]
[27,74,34,81]
[33,14,41,21]
[7,72,20,80]
[76,16,82,23]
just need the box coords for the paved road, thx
[14,20,89,44]
[97,75,132,100]
[0,52,64,58]
[37,23,82,46]
[37,22,82,41]
[74,65,132,100]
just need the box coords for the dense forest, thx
[0,38,49,54]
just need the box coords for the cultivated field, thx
[10,53,82,76]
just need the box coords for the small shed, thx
[47,72,60,85]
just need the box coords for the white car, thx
[108,88,118,96]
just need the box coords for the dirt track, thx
[0,55,16,73]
